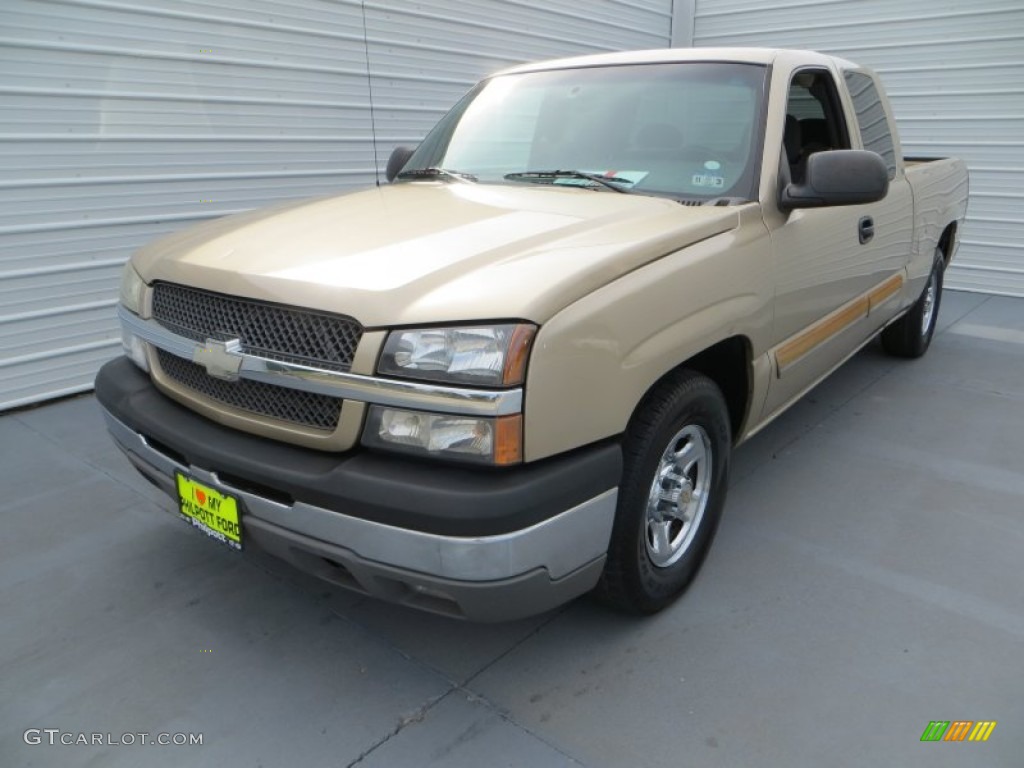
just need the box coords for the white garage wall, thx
[691,0,1024,297]
[0,0,376,411]
[0,0,672,410]
[363,0,675,158]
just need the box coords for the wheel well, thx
[648,337,751,441]
[938,223,957,267]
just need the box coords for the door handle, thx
[858,216,874,244]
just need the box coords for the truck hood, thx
[133,183,739,327]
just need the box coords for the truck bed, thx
[904,155,969,267]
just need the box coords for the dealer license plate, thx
[175,473,242,550]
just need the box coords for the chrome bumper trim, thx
[103,409,616,582]
[119,305,523,417]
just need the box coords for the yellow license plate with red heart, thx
[175,473,242,550]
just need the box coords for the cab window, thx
[784,70,851,183]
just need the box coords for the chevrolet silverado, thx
[96,48,969,621]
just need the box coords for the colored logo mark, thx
[921,721,997,742]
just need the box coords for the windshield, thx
[402,62,768,201]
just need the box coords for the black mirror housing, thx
[780,150,889,211]
[385,146,416,183]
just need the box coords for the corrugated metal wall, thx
[692,0,1024,297]
[362,1,675,159]
[0,0,672,410]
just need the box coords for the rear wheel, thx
[881,247,945,358]
[596,371,731,614]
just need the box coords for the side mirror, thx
[385,146,415,182]
[780,150,889,211]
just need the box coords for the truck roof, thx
[495,47,859,76]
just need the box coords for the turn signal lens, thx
[502,325,535,386]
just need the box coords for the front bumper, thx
[96,358,621,621]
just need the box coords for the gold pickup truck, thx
[96,48,968,621]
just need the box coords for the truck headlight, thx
[119,262,146,315]
[377,324,535,386]
[121,327,150,373]
[363,406,522,465]
[119,262,149,371]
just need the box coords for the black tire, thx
[595,371,731,614]
[881,248,945,358]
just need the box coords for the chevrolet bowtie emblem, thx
[193,338,243,380]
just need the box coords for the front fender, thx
[523,209,773,461]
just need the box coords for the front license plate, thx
[175,473,242,550]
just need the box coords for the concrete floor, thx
[2,290,1021,768]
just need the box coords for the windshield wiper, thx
[395,167,477,183]
[504,170,632,193]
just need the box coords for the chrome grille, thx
[151,282,362,372]
[156,349,342,430]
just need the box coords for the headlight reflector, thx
[119,262,146,315]
[378,324,535,386]
[363,406,522,465]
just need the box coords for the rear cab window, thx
[843,71,898,179]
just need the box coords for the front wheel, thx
[881,248,945,358]
[596,371,731,614]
